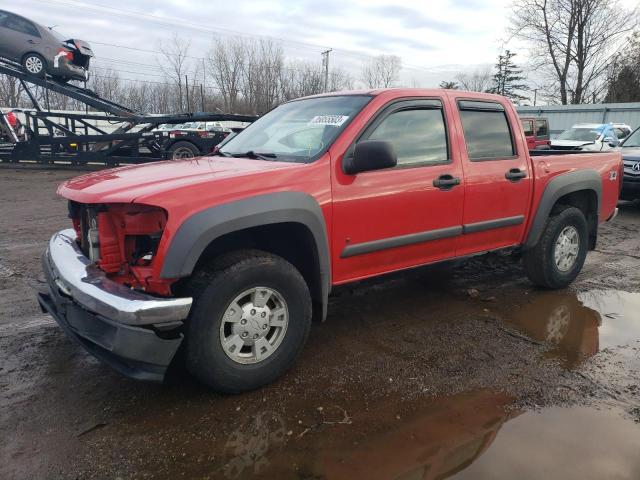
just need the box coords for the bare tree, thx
[157,33,193,112]
[361,54,402,88]
[511,0,636,104]
[207,38,247,112]
[455,66,493,92]
[0,75,24,108]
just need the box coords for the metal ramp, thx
[0,60,137,117]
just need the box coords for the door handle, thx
[433,174,461,190]
[505,168,527,182]
[28,39,36,44]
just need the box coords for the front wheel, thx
[22,53,46,77]
[523,206,588,289]
[185,250,312,393]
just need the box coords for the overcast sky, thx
[6,0,638,89]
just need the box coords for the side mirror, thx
[343,140,397,175]
[604,137,618,147]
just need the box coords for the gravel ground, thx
[0,167,639,479]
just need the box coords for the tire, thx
[167,141,199,160]
[523,205,588,289]
[184,250,312,393]
[22,53,47,78]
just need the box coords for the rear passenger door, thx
[452,99,532,256]
[0,12,41,61]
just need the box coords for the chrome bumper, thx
[44,229,192,326]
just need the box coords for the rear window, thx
[4,15,40,37]
[521,120,533,136]
[458,101,515,160]
[536,120,548,137]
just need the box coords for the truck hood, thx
[550,139,596,148]
[58,157,300,204]
[621,147,640,161]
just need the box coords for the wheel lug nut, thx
[261,312,266,318]
[251,309,256,315]
[253,334,258,339]
[262,324,268,330]
[241,332,248,338]
[240,319,247,325]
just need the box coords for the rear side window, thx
[4,15,40,37]
[0,12,10,26]
[458,101,515,160]
[367,107,448,167]
[614,127,629,139]
[536,120,548,137]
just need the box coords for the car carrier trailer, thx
[0,60,257,166]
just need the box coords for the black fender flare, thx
[160,192,331,320]
[523,169,601,250]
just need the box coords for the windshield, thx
[220,95,371,162]
[622,128,640,148]
[558,127,603,142]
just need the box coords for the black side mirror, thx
[343,140,397,175]
[604,137,619,148]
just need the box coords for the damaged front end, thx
[37,200,192,381]
[68,200,174,296]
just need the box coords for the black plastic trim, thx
[341,226,463,258]
[523,170,601,250]
[341,214,528,258]
[161,192,331,320]
[463,215,525,234]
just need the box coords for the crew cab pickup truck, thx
[38,89,622,392]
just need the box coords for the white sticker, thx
[308,115,349,127]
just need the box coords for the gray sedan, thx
[0,9,93,82]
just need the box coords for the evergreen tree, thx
[439,80,459,89]
[489,50,528,103]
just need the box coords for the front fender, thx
[160,192,331,318]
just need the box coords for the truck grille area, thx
[67,200,167,276]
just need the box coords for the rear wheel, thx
[184,250,312,393]
[22,53,46,77]
[168,141,199,160]
[523,206,588,289]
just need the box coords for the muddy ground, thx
[1,167,639,480]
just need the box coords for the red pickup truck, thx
[38,89,622,392]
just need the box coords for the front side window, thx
[366,107,448,166]
[220,95,371,163]
[458,101,515,160]
[0,11,10,27]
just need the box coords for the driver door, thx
[331,98,465,284]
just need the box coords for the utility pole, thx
[200,84,205,112]
[185,75,189,112]
[321,49,332,93]
[533,88,538,106]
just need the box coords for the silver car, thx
[0,9,93,82]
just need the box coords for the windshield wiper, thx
[231,151,278,160]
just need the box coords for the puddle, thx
[501,290,640,367]
[203,390,640,480]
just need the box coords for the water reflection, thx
[223,411,286,479]
[503,290,640,367]
[504,292,601,367]
[219,391,515,479]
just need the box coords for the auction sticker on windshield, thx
[308,115,349,126]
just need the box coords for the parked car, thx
[0,9,93,82]
[619,126,640,202]
[551,123,632,151]
[520,117,550,150]
[38,89,622,392]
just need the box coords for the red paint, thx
[57,89,622,295]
